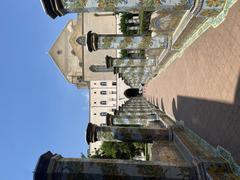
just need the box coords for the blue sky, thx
[0,1,89,180]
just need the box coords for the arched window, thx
[100,112,107,116]
[100,82,107,86]
[100,101,107,105]
[100,91,107,95]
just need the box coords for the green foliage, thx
[139,11,153,34]
[119,13,138,35]
[120,49,129,58]
[89,142,145,160]
[119,11,153,35]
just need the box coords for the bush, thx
[119,13,138,35]
[89,142,145,160]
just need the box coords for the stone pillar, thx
[106,56,156,68]
[114,113,157,120]
[116,102,150,111]
[121,105,155,112]
[119,105,157,112]
[40,0,193,19]
[86,31,168,52]
[125,101,150,105]
[106,113,158,126]
[86,123,170,144]
[121,66,156,88]
[116,66,154,75]
[124,100,149,105]
[117,107,157,114]
[117,110,158,117]
[34,151,197,180]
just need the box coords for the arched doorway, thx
[124,88,141,98]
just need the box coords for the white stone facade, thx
[89,78,130,154]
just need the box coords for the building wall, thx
[89,78,131,154]
[49,20,88,88]
[89,80,117,154]
[83,13,117,81]
[50,13,119,88]
[90,80,117,89]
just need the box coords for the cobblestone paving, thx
[145,0,240,163]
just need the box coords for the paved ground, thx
[145,0,240,163]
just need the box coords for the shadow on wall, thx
[170,75,240,163]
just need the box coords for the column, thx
[106,56,156,68]
[116,66,154,75]
[106,113,158,126]
[34,151,197,179]
[116,107,157,115]
[86,31,168,52]
[40,0,193,19]
[86,123,170,144]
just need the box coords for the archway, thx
[124,88,141,98]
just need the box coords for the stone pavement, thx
[145,0,240,163]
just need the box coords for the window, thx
[111,91,117,94]
[100,112,107,116]
[100,91,107,95]
[100,82,107,86]
[112,82,117,86]
[94,102,96,104]
[100,101,107,105]
[94,113,96,115]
